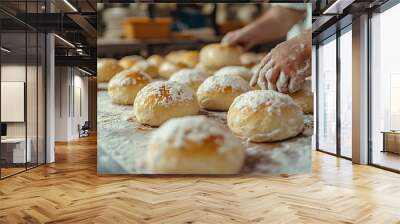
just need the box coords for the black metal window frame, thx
[0,0,48,180]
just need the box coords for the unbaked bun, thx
[147,54,164,68]
[165,50,199,68]
[214,66,252,81]
[97,58,124,82]
[146,116,245,174]
[165,50,186,63]
[169,68,209,91]
[118,55,144,69]
[179,51,199,68]
[131,60,158,78]
[108,69,152,105]
[240,52,258,68]
[197,74,250,111]
[289,79,313,114]
[158,61,187,79]
[227,90,304,142]
[199,43,243,71]
[134,81,199,126]
[195,63,215,76]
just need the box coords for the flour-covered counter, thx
[98,90,312,175]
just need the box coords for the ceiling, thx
[0,0,97,74]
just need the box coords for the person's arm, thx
[221,6,306,49]
[250,30,311,93]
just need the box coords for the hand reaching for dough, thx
[221,26,259,50]
[250,30,311,93]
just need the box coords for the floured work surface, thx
[98,90,313,175]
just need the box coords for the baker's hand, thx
[250,31,311,93]
[221,26,259,50]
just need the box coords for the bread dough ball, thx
[197,74,250,111]
[240,52,258,68]
[214,66,252,81]
[158,61,187,79]
[289,79,313,114]
[169,68,209,91]
[165,50,199,68]
[195,62,215,76]
[146,116,245,174]
[108,69,152,105]
[97,58,124,82]
[131,60,158,78]
[199,43,243,71]
[147,54,164,68]
[134,81,199,126]
[179,51,199,68]
[227,90,304,142]
[165,50,186,63]
[118,55,144,69]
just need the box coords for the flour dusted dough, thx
[134,81,199,126]
[199,43,243,71]
[158,61,187,79]
[214,66,252,81]
[197,74,250,111]
[131,60,158,78]
[227,90,304,142]
[108,69,152,105]
[118,55,144,69]
[97,58,124,82]
[169,68,209,91]
[147,54,164,68]
[146,116,245,174]
[289,79,313,114]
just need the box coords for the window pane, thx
[371,3,400,171]
[340,29,352,158]
[317,37,337,154]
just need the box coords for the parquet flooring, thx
[0,135,400,224]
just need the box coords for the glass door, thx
[339,26,352,159]
[317,35,337,154]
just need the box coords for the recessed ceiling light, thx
[63,0,78,12]
[1,47,11,53]
[54,34,75,48]
[78,67,93,76]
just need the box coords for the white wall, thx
[54,67,89,141]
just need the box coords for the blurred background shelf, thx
[97,35,220,58]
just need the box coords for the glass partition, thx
[0,31,28,178]
[317,36,337,154]
[0,1,46,179]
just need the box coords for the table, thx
[1,138,32,164]
[381,131,400,154]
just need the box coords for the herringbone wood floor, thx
[0,135,400,224]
